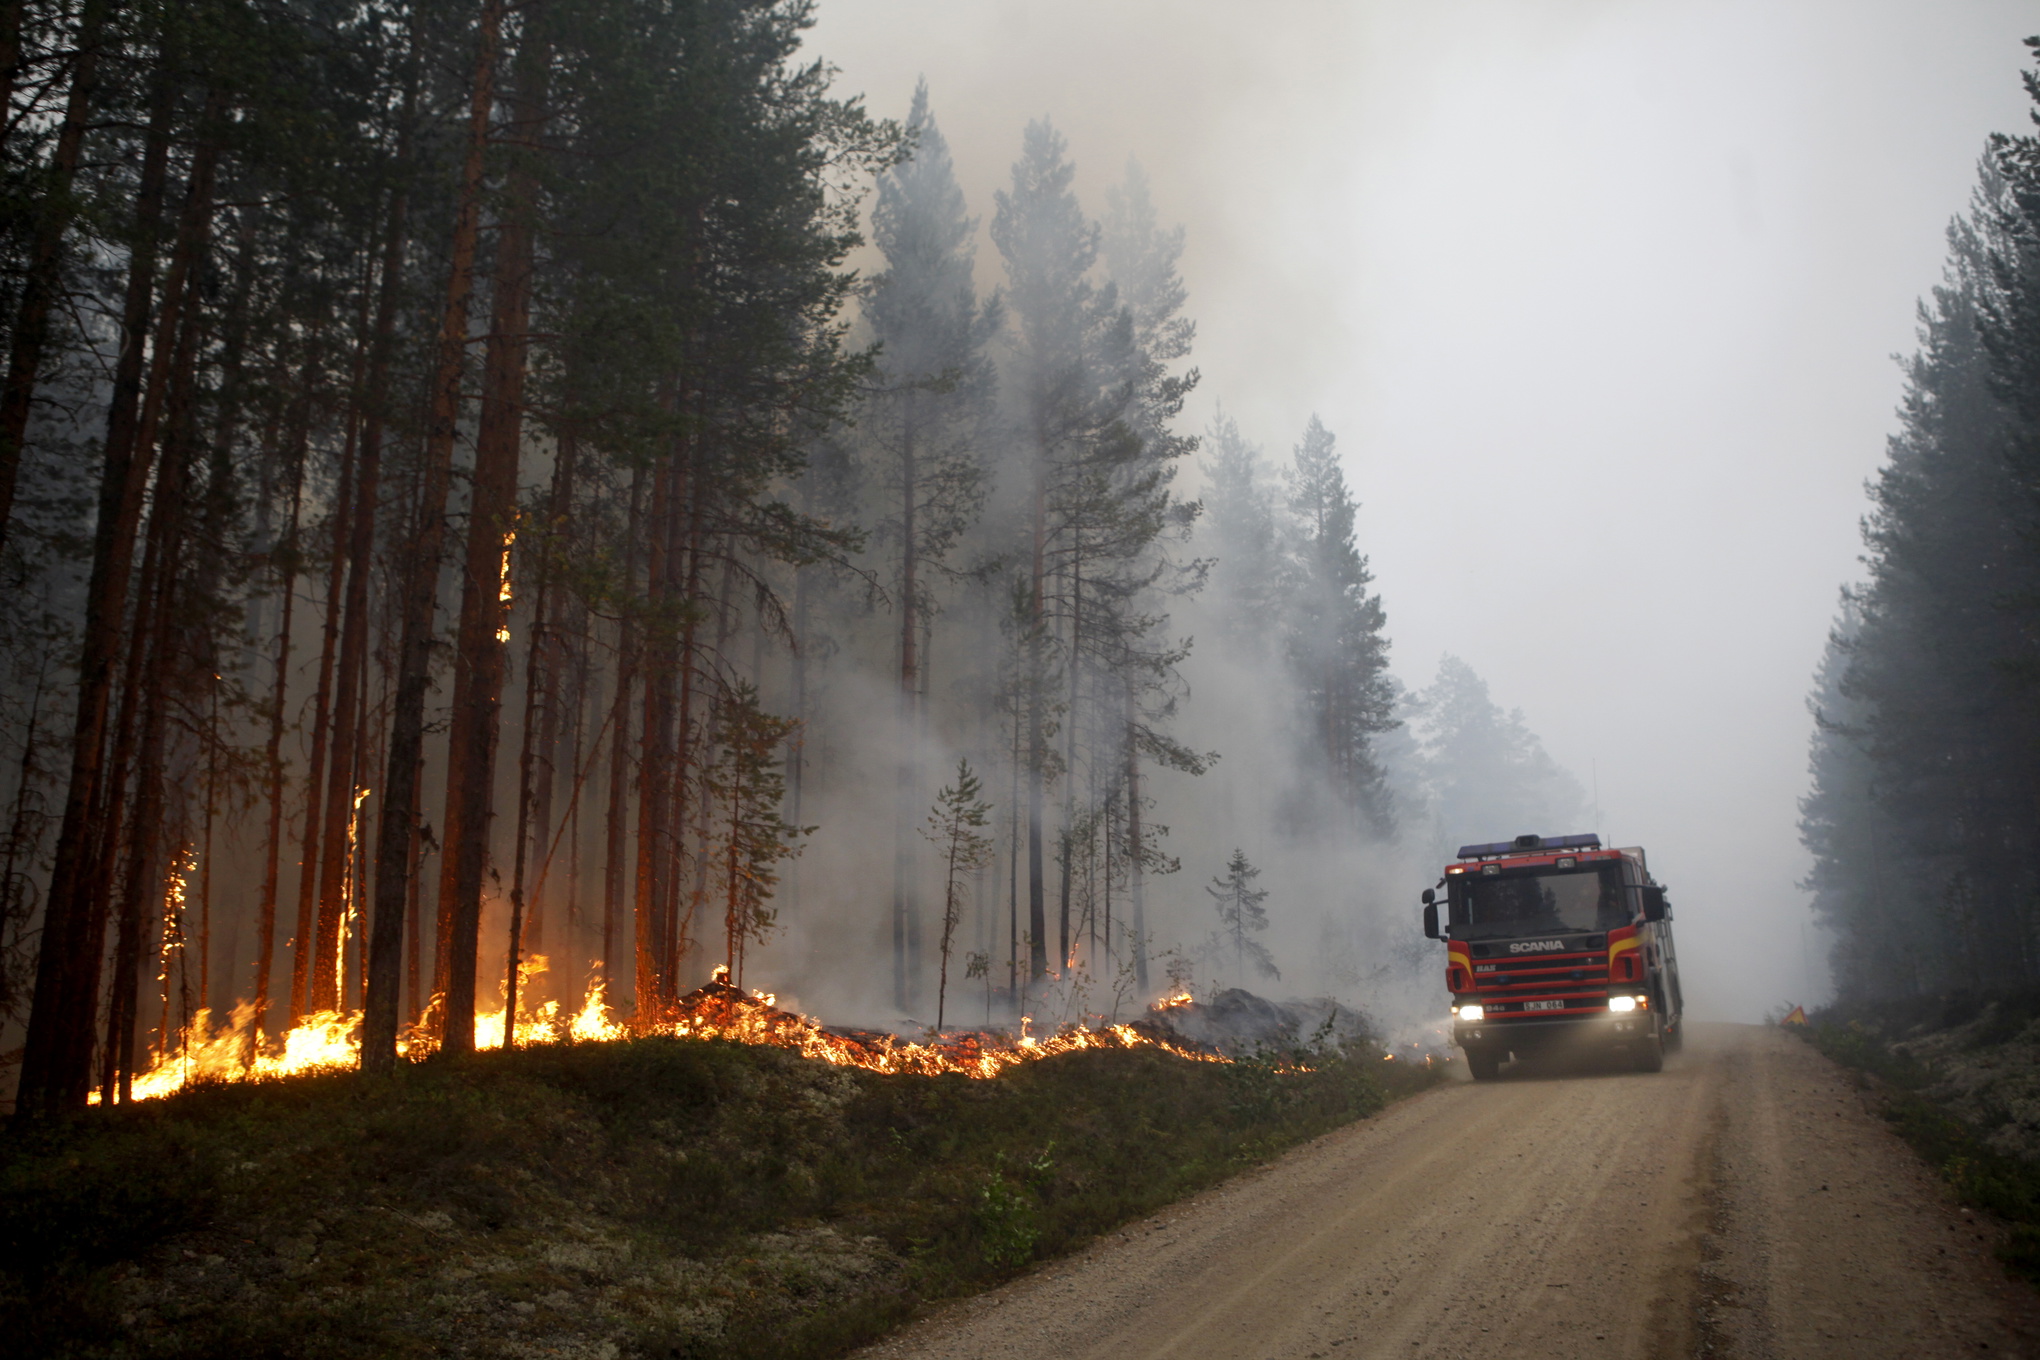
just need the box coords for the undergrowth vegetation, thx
[1799,1013,2040,1281]
[0,1034,1439,1359]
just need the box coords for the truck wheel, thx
[1664,1018,1684,1053]
[1632,1018,1665,1073]
[1466,1048,1501,1081]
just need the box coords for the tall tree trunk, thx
[1124,684,1147,990]
[0,662,47,1022]
[355,19,421,1059]
[1059,557,1080,971]
[17,85,217,1115]
[431,10,545,1059]
[603,466,644,1001]
[669,460,708,988]
[250,459,304,1062]
[301,365,355,1015]
[892,421,918,1011]
[107,565,175,1104]
[503,370,569,1040]
[519,413,577,989]
[1025,452,1049,986]
[633,461,674,1016]
[0,0,109,560]
[106,267,205,1100]
[363,0,503,1074]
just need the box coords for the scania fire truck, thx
[1421,833,1683,1080]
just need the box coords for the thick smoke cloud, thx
[805,0,2039,1020]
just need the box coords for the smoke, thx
[805,0,2040,1022]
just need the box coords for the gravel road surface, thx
[860,1022,2040,1360]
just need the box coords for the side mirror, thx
[1421,888,1436,906]
[1641,886,1669,922]
[1422,902,1440,939]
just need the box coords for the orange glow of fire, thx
[101,963,1223,1103]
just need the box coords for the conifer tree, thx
[1205,848,1276,988]
[865,80,997,1010]
[1406,656,1584,866]
[1286,415,1396,834]
[922,758,994,1032]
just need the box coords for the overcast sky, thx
[803,1,2039,1020]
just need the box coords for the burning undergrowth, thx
[102,964,1234,1106]
[2,1004,1440,1360]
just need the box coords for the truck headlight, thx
[1608,995,1637,1013]
[1456,1004,1484,1021]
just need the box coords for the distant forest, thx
[1803,40,2040,1003]
[0,0,1586,1116]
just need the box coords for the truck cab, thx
[1421,832,1683,1080]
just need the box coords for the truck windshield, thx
[1451,865,1628,940]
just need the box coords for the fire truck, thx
[1421,833,1683,1080]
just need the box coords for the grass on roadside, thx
[1798,1017,2040,1280]
[0,1031,1441,1360]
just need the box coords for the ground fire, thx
[1421,833,1686,1079]
[99,964,1230,1103]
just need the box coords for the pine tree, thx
[1407,655,1585,865]
[704,684,805,992]
[921,758,994,1032]
[1199,408,1284,647]
[1205,848,1276,988]
[993,117,1100,988]
[864,80,997,1011]
[1285,415,1396,834]
[1809,155,2040,998]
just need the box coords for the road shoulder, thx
[1698,1023,2040,1357]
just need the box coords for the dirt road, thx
[861,1023,2040,1360]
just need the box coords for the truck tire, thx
[1664,1018,1684,1053]
[1466,1047,1501,1081]
[1632,1017,1665,1073]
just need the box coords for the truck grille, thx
[1470,949,1608,1016]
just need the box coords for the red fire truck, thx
[1421,833,1683,1080]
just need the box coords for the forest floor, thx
[859,1023,2040,1360]
[0,1029,1437,1359]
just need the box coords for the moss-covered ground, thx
[0,1033,1439,1359]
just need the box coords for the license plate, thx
[1524,999,1564,1012]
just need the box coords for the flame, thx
[655,978,1227,1079]
[99,970,1226,1103]
[1155,992,1194,1010]
[495,527,515,643]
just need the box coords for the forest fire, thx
[97,966,1226,1103]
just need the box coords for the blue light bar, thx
[1455,833,1602,859]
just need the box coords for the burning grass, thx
[104,965,1229,1105]
[0,1014,1439,1360]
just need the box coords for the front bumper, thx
[1454,1010,1653,1050]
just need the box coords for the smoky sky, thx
[803,0,2038,1021]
